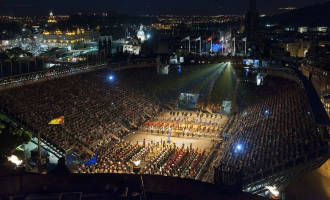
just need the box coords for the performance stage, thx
[125,109,228,151]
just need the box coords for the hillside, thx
[260,2,330,27]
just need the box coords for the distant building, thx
[298,27,308,34]
[298,27,328,34]
[84,30,101,43]
[278,38,311,57]
[137,24,147,43]
[42,28,100,49]
[47,10,57,23]
[123,38,141,55]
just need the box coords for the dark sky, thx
[1,0,329,16]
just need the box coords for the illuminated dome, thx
[137,24,146,43]
[137,30,145,38]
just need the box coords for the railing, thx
[0,105,65,155]
[88,141,99,150]
[0,104,67,156]
[242,146,329,186]
[0,61,107,88]
[221,114,235,136]
[0,59,158,88]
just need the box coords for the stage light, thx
[265,110,269,114]
[109,76,113,80]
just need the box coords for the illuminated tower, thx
[48,10,57,23]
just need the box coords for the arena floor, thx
[125,109,229,151]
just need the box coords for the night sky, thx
[1,0,329,16]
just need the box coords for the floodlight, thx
[8,155,22,166]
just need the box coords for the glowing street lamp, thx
[8,155,22,166]
[265,185,281,199]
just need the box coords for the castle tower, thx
[243,0,258,46]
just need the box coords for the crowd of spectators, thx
[0,64,327,184]
[79,139,209,180]
[142,144,207,178]
[0,68,161,153]
[203,76,328,181]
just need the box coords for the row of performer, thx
[143,127,221,138]
[169,111,223,119]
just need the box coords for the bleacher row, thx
[0,68,161,155]
[79,140,210,180]
[201,75,328,183]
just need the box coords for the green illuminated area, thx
[120,63,249,108]
[0,114,32,156]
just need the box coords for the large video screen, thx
[243,59,259,67]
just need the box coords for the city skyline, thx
[0,0,329,16]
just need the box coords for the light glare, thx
[8,155,22,166]
[265,185,280,197]
[133,160,141,166]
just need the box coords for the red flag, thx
[206,37,212,42]
[49,116,64,124]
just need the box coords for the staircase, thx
[234,79,240,104]
[30,137,65,159]
[207,78,215,104]
[71,152,80,161]
[0,105,67,160]
[85,148,96,157]
[144,112,152,118]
